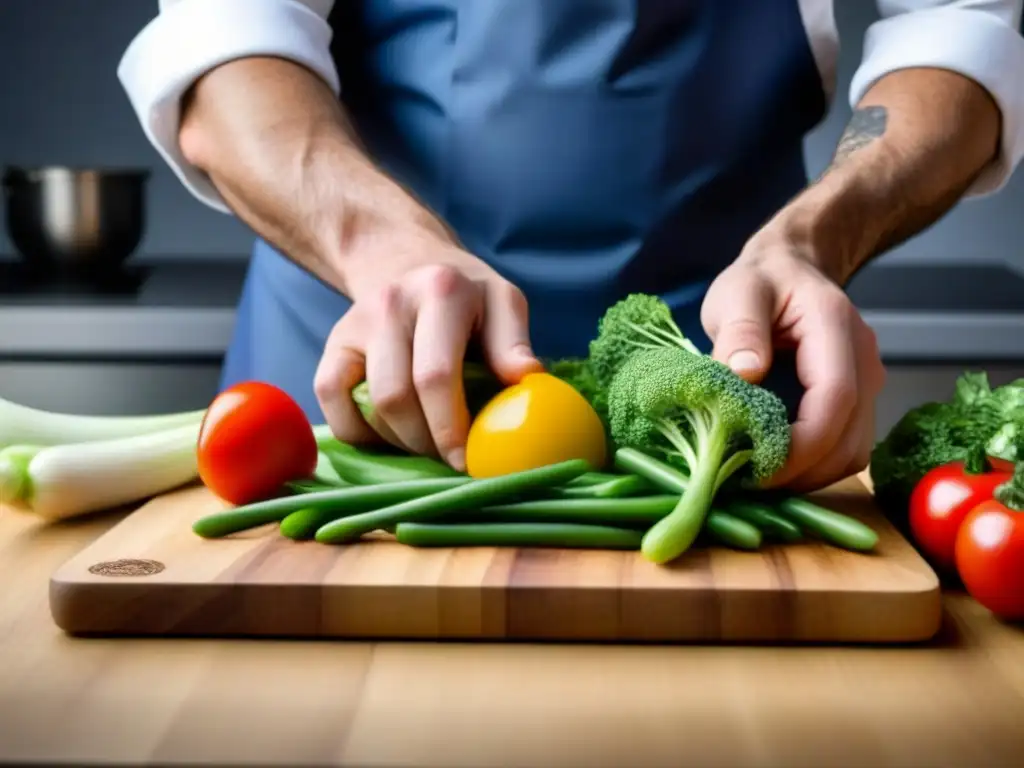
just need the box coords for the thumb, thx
[705,279,774,384]
[481,281,544,384]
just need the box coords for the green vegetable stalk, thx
[604,347,790,564]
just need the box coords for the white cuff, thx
[850,6,1024,198]
[117,0,339,213]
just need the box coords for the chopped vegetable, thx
[0,395,205,450]
[908,443,1013,573]
[192,476,469,539]
[394,521,645,549]
[197,381,318,505]
[605,347,790,563]
[464,372,607,478]
[955,460,1024,620]
[0,422,200,520]
[314,459,590,544]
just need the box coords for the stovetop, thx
[0,257,248,308]
[0,257,1022,313]
[0,262,152,298]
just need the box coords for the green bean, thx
[725,499,803,542]
[322,444,461,485]
[394,522,644,550]
[565,471,632,487]
[613,447,689,493]
[774,496,879,552]
[192,476,470,539]
[314,459,591,544]
[550,474,657,499]
[705,510,762,550]
[280,507,340,540]
[447,495,680,527]
[286,479,339,495]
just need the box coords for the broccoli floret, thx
[607,346,790,563]
[869,392,1016,524]
[588,294,703,389]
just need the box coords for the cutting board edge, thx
[48,567,945,644]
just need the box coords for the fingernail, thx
[511,343,536,362]
[727,350,761,373]
[447,448,466,472]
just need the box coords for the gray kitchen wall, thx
[1,1,1023,266]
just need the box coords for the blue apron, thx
[220,0,827,421]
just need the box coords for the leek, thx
[0,396,206,450]
[0,422,201,520]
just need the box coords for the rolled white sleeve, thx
[849,1,1024,197]
[117,0,339,213]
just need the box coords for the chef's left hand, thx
[699,236,886,492]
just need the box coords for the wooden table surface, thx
[4,488,1024,768]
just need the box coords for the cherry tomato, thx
[465,372,607,479]
[955,496,1024,621]
[908,458,1012,573]
[197,381,317,505]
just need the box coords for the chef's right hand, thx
[314,236,543,472]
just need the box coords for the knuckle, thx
[313,369,335,402]
[724,316,765,340]
[371,284,405,316]
[371,383,415,415]
[414,363,456,393]
[819,287,855,320]
[418,264,468,298]
[313,358,345,402]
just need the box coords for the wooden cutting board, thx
[48,475,942,643]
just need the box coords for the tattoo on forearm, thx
[833,106,888,165]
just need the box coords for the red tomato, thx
[197,381,317,505]
[955,497,1024,621]
[908,459,1012,573]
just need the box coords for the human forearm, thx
[755,67,1002,285]
[178,56,453,297]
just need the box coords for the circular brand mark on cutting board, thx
[88,558,165,577]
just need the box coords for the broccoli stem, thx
[624,319,702,356]
[641,413,729,563]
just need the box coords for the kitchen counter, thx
[1,257,1023,362]
[3,477,1024,767]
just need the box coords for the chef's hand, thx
[314,229,543,471]
[700,238,886,492]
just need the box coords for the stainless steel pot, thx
[2,165,149,274]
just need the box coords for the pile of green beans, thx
[191,439,879,560]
